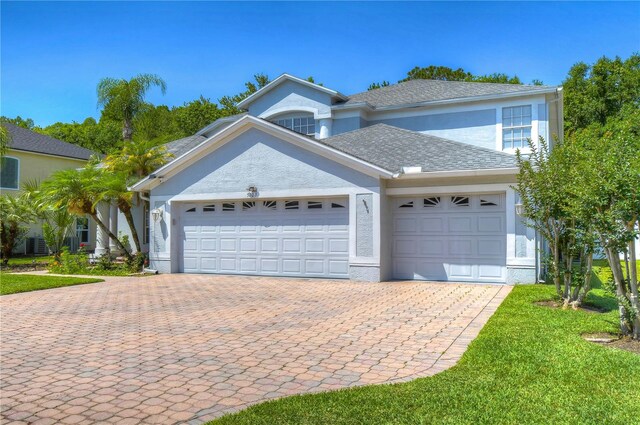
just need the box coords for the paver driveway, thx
[1,274,511,424]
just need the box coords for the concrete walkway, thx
[0,274,511,424]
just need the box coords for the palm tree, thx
[0,195,35,265]
[97,74,166,142]
[0,123,10,158]
[102,139,173,251]
[103,139,173,178]
[40,166,132,259]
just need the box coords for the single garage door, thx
[392,194,506,283]
[180,198,349,278]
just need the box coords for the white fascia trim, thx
[129,116,392,191]
[236,74,348,109]
[386,183,512,196]
[390,167,519,180]
[166,187,378,203]
[258,105,331,121]
[332,88,558,113]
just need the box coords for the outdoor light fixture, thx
[151,208,163,222]
[515,203,524,216]
[246,186,258,198]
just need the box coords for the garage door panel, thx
[393,194,506,283]
[180,198,349,278]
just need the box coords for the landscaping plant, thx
[0,195,35,265]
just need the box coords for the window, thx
[480,196,499,207]
[185,207,196,213]
[423,197,441,207]
[399,201,414,208]
[285,200,299,210]
[143,205,150,244]
[0,157,19,189]
[451,196,470,207]
[263,200,277,210]
[242,201,256,211]
[203,204,216,212]
[222,203,235,212]
[273,117,316,136]
[331,202,346,209]
[76,217,89,244]
[502,106,532,149]
[307,201,323,209]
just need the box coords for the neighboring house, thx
[108,74,566,284]
[0,123,97,253]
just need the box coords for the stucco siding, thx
[332,117,367,135]
[116,202,148,254]
[152,128,378,197]
[370,109,496,150]
[247,80,333,119]
[356,193,374,257]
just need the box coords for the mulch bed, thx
[582,333,640,355]
[534,300,607,313]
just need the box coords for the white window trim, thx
[0,156,20,190]
[273,116,316,136]
[497,103,538,154]
[76,217,90,244]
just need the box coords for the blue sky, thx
[2,1,639,126]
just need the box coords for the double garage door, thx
[180,198,349,278]
[392,194,507,283]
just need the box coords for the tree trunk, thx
[90,212,132,260]
[552,224,562,297]
[627,223,639,340]
[122,119,133,142]
[122,208,142,254]
[604,244,632,336]
[574,252,593,307]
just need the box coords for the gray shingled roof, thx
[3,122,95,160]
[344,79,554,108]
[319,124,518,173]
[163,134,207,158]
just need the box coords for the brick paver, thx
[0,274,511,424]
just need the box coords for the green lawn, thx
[4,255,53,266]
[214,284,639,425]
[0,273,103,295]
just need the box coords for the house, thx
[114,74,565,283]
[0,123,98,253]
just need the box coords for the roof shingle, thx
[3,123,95,160]
[319,123,518,173]
[343,79,554,108]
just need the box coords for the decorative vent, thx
[203,204,216,212]
[222,202,235,212]
[399,201,414,208]
[331,202,346,209]
[185,207,196,213]
[451,196,470,207]
[263,200,277,210]
[242,201,256,211]
[423,197,441,207]
[285,200,299,210]
[308,201,323,209]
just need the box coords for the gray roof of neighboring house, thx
[319,123,518,173]
[343,79,555,108]
[3,122,95,160]
[163,134,208,158]
[195,113,247,136]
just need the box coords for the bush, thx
[49,246,89,274]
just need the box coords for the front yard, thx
[0,272,103,295]
[215,282,640,424]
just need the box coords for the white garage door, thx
[392,194,506,283]
[180,198,349,278]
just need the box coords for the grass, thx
[0,272,103,295]
[213,284,639,424]
[4,255,53,266]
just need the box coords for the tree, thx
[218,73,270,115]
[40,166,132,259]
[0,195,35,265]
[0,116,35,130]
[21,180,76,261]
[97,73,167,142]
[133,104,179,144]
[368,81,390,91]
[568,107,640,339]
[563,54,640,134]
[0,124,9,158]
[515,137,597,308]
[173,96,222,136]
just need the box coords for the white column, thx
[94,202,110,256]
[318,118,332,139]
[109,203,120,254]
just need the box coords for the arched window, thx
[0,156,19,189]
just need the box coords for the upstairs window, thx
[274,117,315,136]
[0,157,19,189]
[502,106,532,150]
